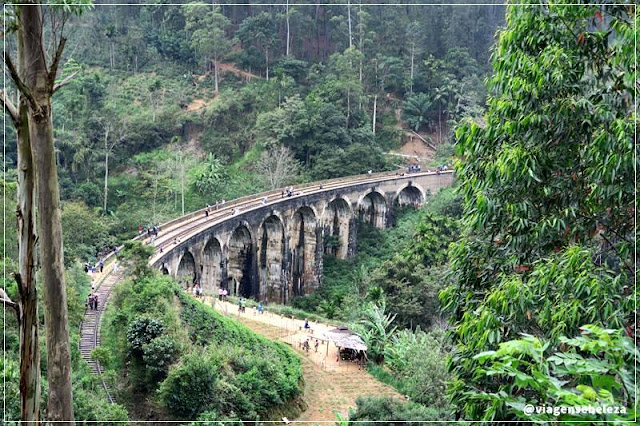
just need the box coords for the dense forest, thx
[1,0,503,263]
[1,1,637,424]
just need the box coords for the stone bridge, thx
[149,171,454,304]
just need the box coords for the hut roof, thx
[323,327,367,351]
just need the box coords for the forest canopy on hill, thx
[2,1,503,264]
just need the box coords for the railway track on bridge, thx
[78,169,453,405]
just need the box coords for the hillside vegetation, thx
[100,272,303,422]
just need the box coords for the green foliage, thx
[184,4,233,74]
[384,329,451,408]
[403,92,433,131]
[352,299,397,364]
[1,179,19,262]
[310,143,391,180]
[61,201,112,264]
[142,335,180,380]
[348,396,452,424]
[0,357,20,422]
[121,240,155,279]
[463,326,636,421]
[443,3,637,421]
[102,275,302,420]
[126,317,165,357]
[192,153,227,195]
[158,352,219,419]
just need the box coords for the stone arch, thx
[160,263,170,275]
[227,224,256,298]
[395,183,424,208]
[258,215,286,303]
[323,197,352,259]
[290,206,318,297]
[358,190,387,229]
[176,250,196,288]
[202,237,223,294]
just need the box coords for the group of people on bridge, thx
[140,224,160,243]
[204,200,227,217]
[282,187,296,198]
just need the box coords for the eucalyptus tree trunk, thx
[0,89,40,423]
[409,42,415,94]
[372,94,377,135]
[7,13,42,420]
[347,0,353,49]
[358,1,363,110]
[103,126,110,213]
[286,0,290,56]
[103,150,110,213]
[20,4,75,423]
[16,96,40,424]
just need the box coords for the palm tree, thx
[432,85,450,143]
[402,92,432,131]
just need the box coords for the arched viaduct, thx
[149,171,454,305]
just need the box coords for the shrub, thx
[142,335,180,381]
[383,328,451,408]
[159,353,219,419]
[126,317,164,357]
[348,396,452,424]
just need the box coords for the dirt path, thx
[210,299,404,424]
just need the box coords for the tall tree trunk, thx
[286,0,290,56]
[358,2,363,110]
[409,42,415,94]
[346,89,350,128]
[438,109,442,143]
[152,170,159,224]
[347,0,353,49]
[372,94,377,135]
[1,17,41,423]
[180,151,185,215]
[266,48,269,81]
[214,56,219,93]
[17,96,40,424]
[20,4,74,423]
[103,151,109,213]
